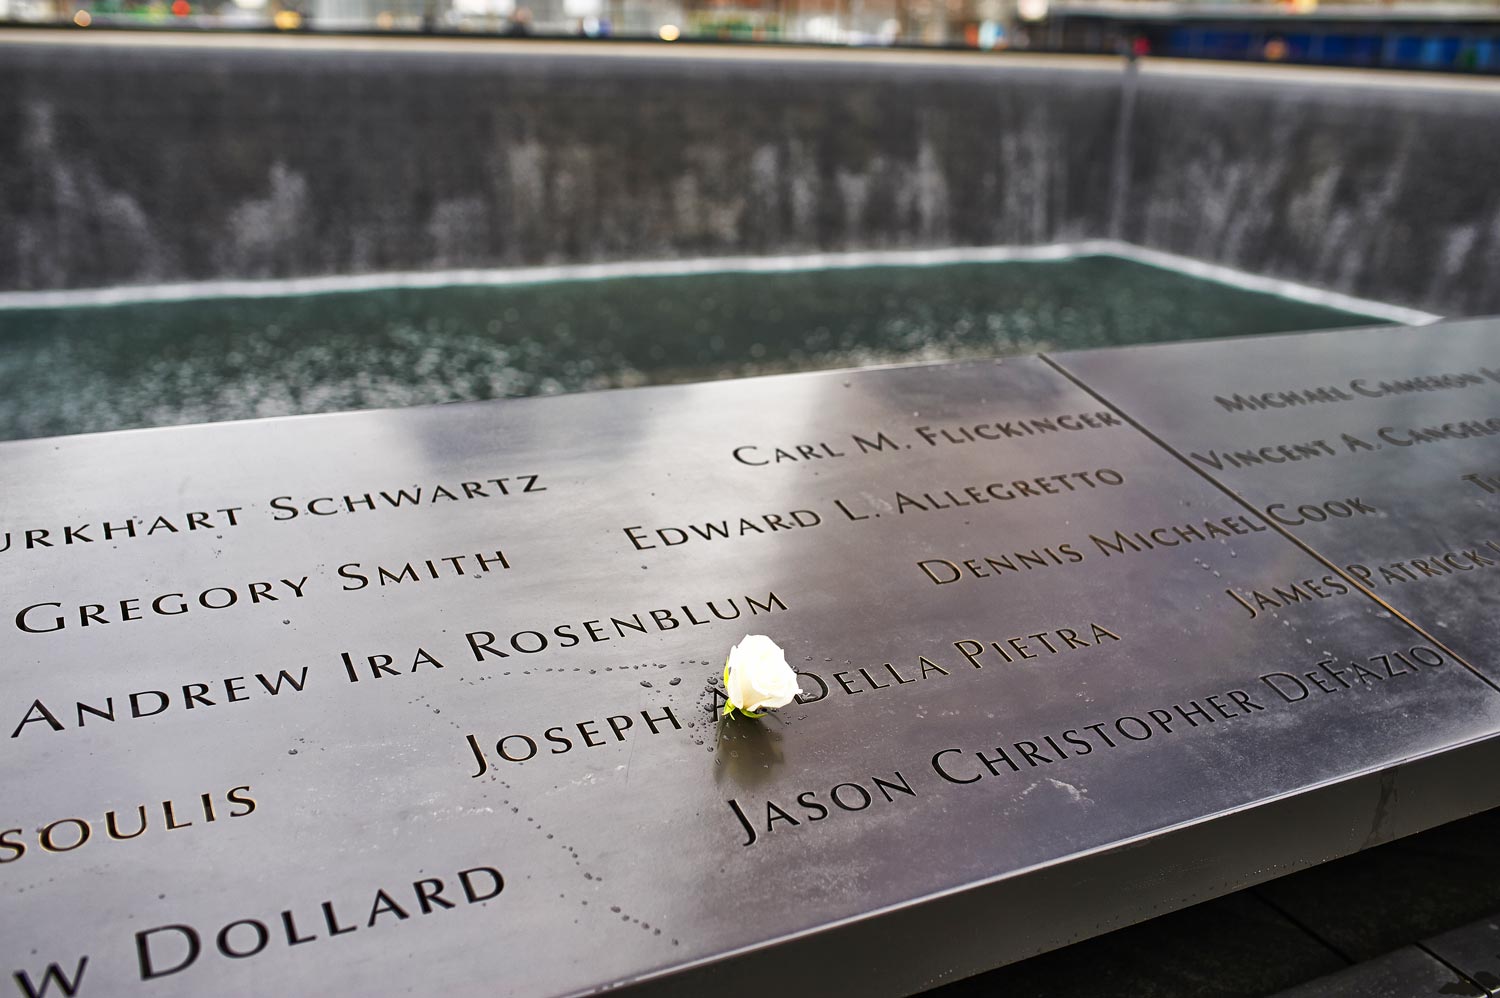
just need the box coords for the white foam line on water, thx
[0,240,1441,325]
[1095,241,1444,326]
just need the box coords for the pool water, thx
[0,256,1384,441]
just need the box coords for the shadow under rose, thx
[712,713,787,790]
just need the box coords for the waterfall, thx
[1,38,1496,316]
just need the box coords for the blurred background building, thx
[5,0,1498,72]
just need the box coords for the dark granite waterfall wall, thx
[1116,72,1500,316]
[1,39,1498,316]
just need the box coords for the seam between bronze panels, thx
[1038,351,1500,696]
[1416,941,1493,996]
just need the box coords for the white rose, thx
[723,635,799,716]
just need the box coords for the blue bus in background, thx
[1033,2,1500,73]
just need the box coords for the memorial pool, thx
[0,255,1391,442]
